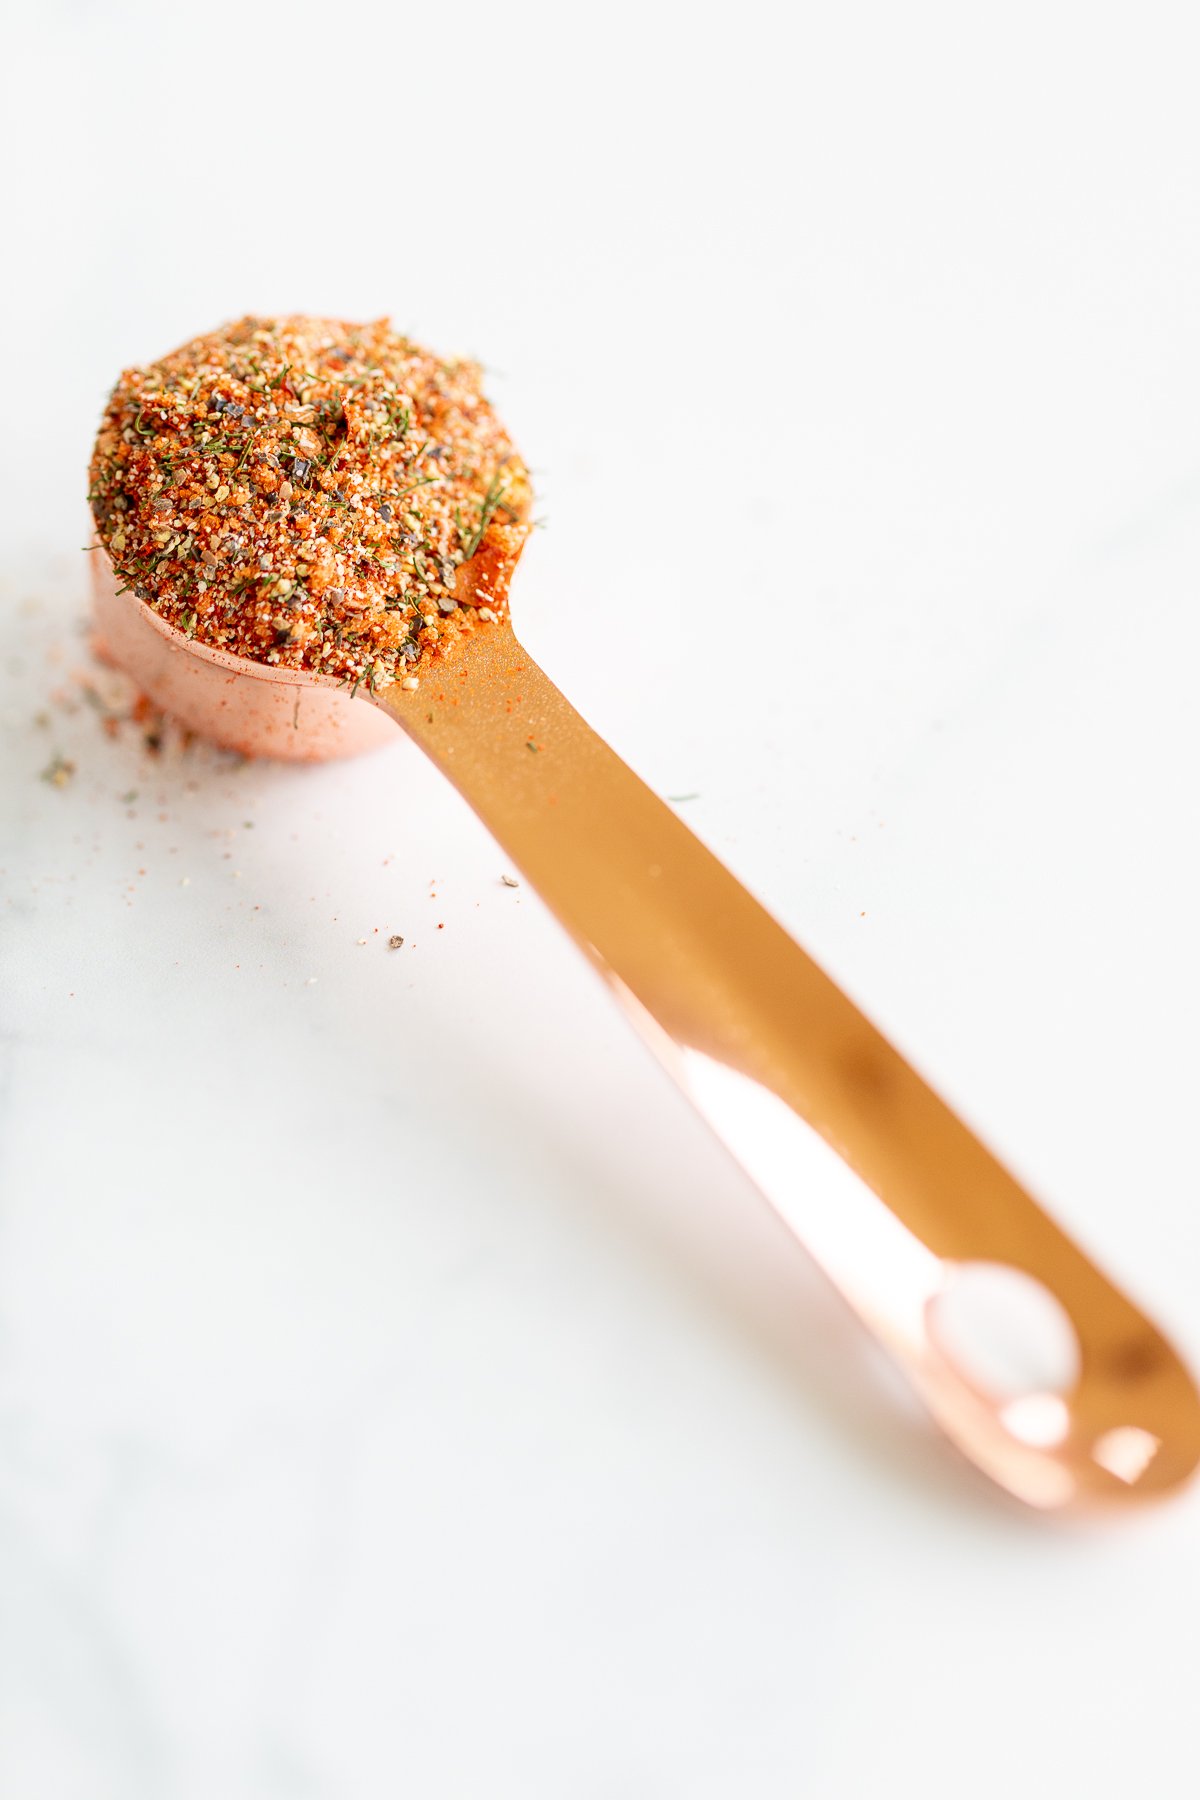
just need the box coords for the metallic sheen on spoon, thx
[91,545,1200,1511]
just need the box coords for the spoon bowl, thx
[92,550,398,759]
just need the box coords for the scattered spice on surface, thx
[40,753,76,786]
[388,934,405,949]
[56,674,194,757]
[500,874,519,888]
[89,316,532,692]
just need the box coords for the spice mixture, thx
[88,316,531,692]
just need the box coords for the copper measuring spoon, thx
[91,547,1200,1511]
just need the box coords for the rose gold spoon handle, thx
[379,626,1200,1510]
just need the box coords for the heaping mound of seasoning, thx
[88,316,532,693]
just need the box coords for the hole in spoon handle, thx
[664,1045,1200,1509]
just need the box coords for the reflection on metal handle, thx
[378,631,1200,1510]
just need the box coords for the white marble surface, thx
[3,2,1200,1794]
